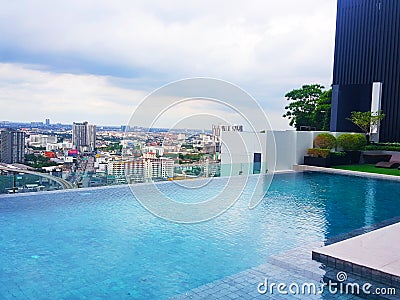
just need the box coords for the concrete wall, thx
[220,131,267,176]
[221,130,354,173]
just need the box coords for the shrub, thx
[337,133,367,151]
[364,143,400,151]
[307,148,331,158]
[313,133,336,149]
[330,151,347,157]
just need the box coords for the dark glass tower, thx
[0,129,25,164]
[331,0,400,142]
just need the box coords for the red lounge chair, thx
[375,153,400,168]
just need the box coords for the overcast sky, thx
[0,0,337,129]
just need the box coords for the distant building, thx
[143,152,174,181]
[203,158,220,177]
[45,119,50,126]
[46,141,73,151]
[30,122,44,127]
[142,146,164,156]
[177,133,186,141]
[211,124,243,152]
[203,143,217,154]
[107,159,145,184]
[0,128,26,164]
[72,122,96,152]
[212,124,243,139]
[46,143,58,151]
[121,125,131,132]
[29,134,57,148]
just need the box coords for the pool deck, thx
[293,164,400,182]
[312,222,400,289]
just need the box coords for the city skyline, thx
[0,1,337,128]
[0,118,220,132]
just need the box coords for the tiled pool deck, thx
[171,243,344,299]
[171,220,400,299]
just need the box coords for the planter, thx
[304,154,351,167]
[330,154,351,166]
[345,150,361,164]
[362,153,391,164]
[304,156,331,167]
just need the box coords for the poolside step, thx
[268,242,398,300]
[268,242,326,282]
[312,223,400,293]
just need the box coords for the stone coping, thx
[312,222,400,289]
[293,164,400,182]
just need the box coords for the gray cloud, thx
[0,0,337,128]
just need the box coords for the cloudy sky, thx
[0,0,337,129]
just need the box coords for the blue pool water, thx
[0,172,399,299]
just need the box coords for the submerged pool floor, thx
[0,172,399,299]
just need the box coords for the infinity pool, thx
[0,172,399,299]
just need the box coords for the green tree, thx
[104,143,122,152]
[283,84,331,130]
[314,89,332,131]
[346,111,385,141]
[24,154,58,169]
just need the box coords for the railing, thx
[0,162,270,195]
[0,172,65,194]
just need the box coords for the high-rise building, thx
[87,124,96,151]
[72,122,96,152]
[0,129,26,164]
[330,0,400,142]
[45,118,50,126]
[121,125,131,132]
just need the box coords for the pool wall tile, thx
[342,261,352,273]
[352,264,362,276]
[381,273,393,286]
[361,266,372,279]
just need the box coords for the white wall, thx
[221,130,355,172]
[220,131,268,176]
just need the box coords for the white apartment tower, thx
[107,159,145,183]
[143,152,174,181]
[106,154,174,184]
